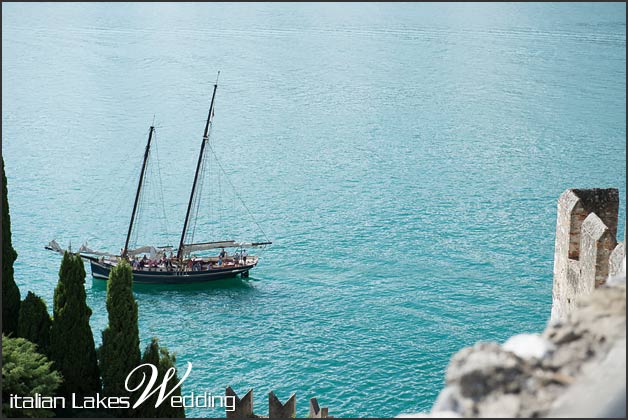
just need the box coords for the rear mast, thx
[177,72,220,260]
[122,125,155,258]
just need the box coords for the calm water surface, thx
[3,3,626,417]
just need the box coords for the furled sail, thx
[78,243,118,257]
[45,240,65,255]
[127,245,172,259]
[182,240,236,253]
[182,240,272,253]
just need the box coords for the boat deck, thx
[90,256,259,284]
[99,256,258,272]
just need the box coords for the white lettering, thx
[170,395,183,407]
[125,362,192,409]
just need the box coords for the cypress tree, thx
[17,291,52,355]
[49,252,101,397]
[137,338,186,418]
[2,155,21,336]
[2,335,62,418]
[99,260,140,414]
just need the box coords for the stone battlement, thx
[225,387,332,418]
[551,188,624,321]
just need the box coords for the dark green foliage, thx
[49,252,101,397]
[136,338,186,418]
[2,335,62,418]
[99,260,140,414]
[17,291,52,355]
[2,156,21,336]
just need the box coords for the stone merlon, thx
[551,188,621,321]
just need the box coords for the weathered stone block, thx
[269,391,296,418]
[226,386,255,419]
[580,213,617,289]
[309,397,330,418]
[609,242,625,278]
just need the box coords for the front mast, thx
[177,73,220,260]
[122,125,155,258]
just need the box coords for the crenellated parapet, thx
[226,387,332,418]
[551,188,624,321]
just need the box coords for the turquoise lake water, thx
[2,3,626,417]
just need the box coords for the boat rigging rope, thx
[218,157,223,232]
[206,141,271,244]
[84,142,142,245]
[188,127,212,246]
[152,130,172,240]
[208,147,214,239]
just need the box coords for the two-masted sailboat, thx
[46,75,271,284]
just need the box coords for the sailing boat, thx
[46,75,271,284]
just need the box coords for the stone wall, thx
[551,188,622,321]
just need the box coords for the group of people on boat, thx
[130,253,175,271]
[220,248,249,265]
[100,247,249,272]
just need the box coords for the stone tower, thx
[551,188,624,321]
